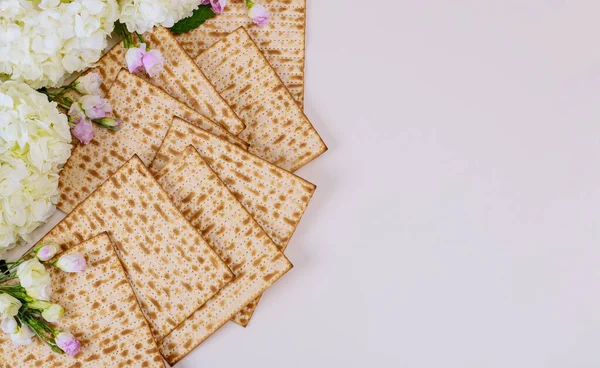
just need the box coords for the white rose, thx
[74,72,103,96]
[16,259,50,289]
[10,325,35,346]
[41,303,64,323]
[26,283,52,301]
[0,294,21,319]
[0,317,17,334]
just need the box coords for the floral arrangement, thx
[0,0,270,88]
[38,72,122,145]
[0,82,72,257]
[0,0,271,273]
[0,242,86,355]
[0,0,119,88]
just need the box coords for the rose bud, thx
[55,331,81,356]
[54,254,86,273]
[35,242,59,262]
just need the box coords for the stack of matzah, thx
[23,8,326,365]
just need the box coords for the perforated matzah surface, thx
[0,233,165,368]
[57,70,247,214]
[85,26,244,135]
[151,117,316,251]
[175,0,307,106]
[39,156,233,341]
[155,146,292,364]
[195,27,327,172]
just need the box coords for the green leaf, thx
[170,5,216,34]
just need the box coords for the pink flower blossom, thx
[71,118,94,145]
[142,49,164,78]
[80,95,112,119]
[55,253,86,273]
[125,43,164,78]
[248,3,269,26]
[125,44,146,74]
[35,242,59,262]
[55,332,81,356]
[202,0,227,14]
[68,102,86,124]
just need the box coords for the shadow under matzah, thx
[0,233,165,368]
[155,146,292,364]
[57,70,247,214]
[195,27,327,172]
[175,0,307,106]
[38,156,234,341]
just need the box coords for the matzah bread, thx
[151,117,315,251]
[38,156,234,341]
[84,26,244,134]
[155,146,292,364]
[0,233,165,368]
[151,118,316,326]
[57,70,247,214]
[175,0,307,106]
[195,27,327,172]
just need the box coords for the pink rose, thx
[35,242,59,262]
[142,49,164,78]
[125,43,164,78]
[71,118,94,145]
[248,3,269,26]
[55,332,81,356]
[125,43,146,74]
[202,0,227,14]
[80,95,112,119]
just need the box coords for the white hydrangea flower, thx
[0,0,119,88]
[118,0,201,34]
[0,81,72,257]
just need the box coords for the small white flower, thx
[42,304,64,323]
[10,325,35,346]
[0,317,18,334]
[75,72,103,96]
[0,294,21,319]
[55,253,86,273]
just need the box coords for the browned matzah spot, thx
[84,26,244,134]
[38,156,233,341]
[57,70,247,214]
[155,146,292,364]
[175,0,307,106]
[0,234,165,368]
[195,27,327,172]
